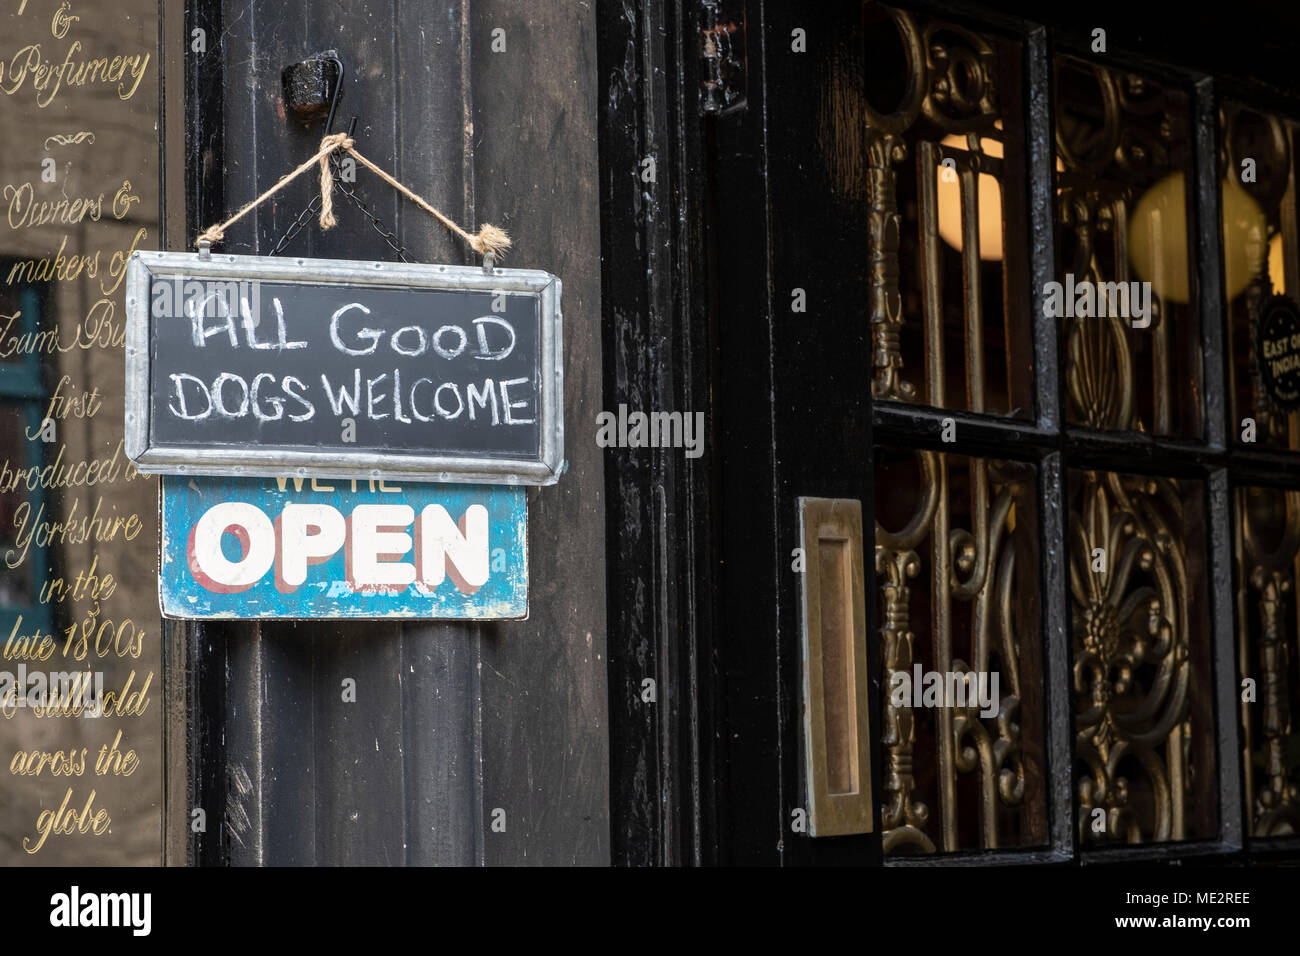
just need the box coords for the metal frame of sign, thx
[125,250,564,485]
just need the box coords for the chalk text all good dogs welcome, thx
[148,278,541,458]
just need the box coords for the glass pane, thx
[1068,470,1217,844]
[0,403,36,606]
[0,0,161,866]
[876,449,1047,853]
[1234,485,1300,837]
[862,4,1033,418]
[1055,58,1203,439]
[0,284,25,366]
[1221,101,1300,451]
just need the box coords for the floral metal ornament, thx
[1070,471,1192,843]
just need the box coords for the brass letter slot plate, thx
[798,497,873,837]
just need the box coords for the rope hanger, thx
[195,132,511,261]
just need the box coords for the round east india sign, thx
[1257,295,1300,411]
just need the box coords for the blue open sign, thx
[160,476,527,619]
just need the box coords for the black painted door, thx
[704,1,882,865]
[164,0,608,866]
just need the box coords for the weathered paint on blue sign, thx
[161,476,527,619]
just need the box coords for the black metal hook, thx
[323,58,358,152]
[324,53,344,134]
[272,54,397,259]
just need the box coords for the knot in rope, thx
[318,133,357,230]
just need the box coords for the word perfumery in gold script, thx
[1,7,151,109]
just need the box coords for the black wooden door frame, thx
[599,0,883,866]
[599,0,1300,867]
[598,0,720,866]
[160,0,225,867]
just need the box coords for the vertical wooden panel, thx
[393,0,483,868]
[401,622,482,866]
[162,0,194,866]
[471,0,611,866]
[308,624,407,866]
[208,0,407,868]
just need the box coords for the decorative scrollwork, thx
[1070,471,1192,844]
[1239,487,1300,837]
[1055,61,1120,178]
[1056,58,1188,436]
[43,131,95,149]
[878,451,1039,852]
[1058,180,1140,430]
[878,546,935,852]
[878,450,938,851]
[864,8,1004,404]
[1224,106,1291,216]
[1224,103,1294,439]
[868,129,917,402]
[921,22,998,133]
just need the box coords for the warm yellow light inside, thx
[1269,232,1285,295]
[936,133,1005,262]
[1128,172,1268,304]
[935,130,1064,264]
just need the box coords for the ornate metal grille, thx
[1236,485,1300,837]
[877,450,1046,852]
[1069,471,1216,843]
[866,1,1240,859]
[1219,100,1300,841]
[1224,102,1299,450]
[1055,61,1220,846]
[1055,58,1202,438]
[863,4,1034,418]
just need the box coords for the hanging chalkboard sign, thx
[125,250,563,485]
